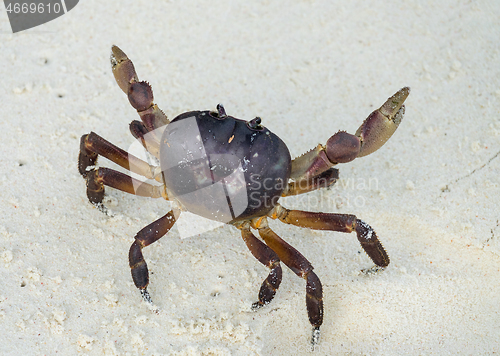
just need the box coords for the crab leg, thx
[240,227,283,309]
[129,210,178,304]
[271,204,389,268]
[111,45,169,140]
[251,217,323,346]
[288,87,410,186]
[79,132,160,180]
[84,167,166,206]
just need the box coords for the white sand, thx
[1,1,500,355]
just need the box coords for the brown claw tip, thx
[110,45,139,94]
[110,45,128,65]
[400,86,410,95]
[396,87,411,105]
[380,87,410,117]
[394,86,411,101]
[355,87,410,157]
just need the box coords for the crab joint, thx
[250,216,268,230]
[267,204,287,221]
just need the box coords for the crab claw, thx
[110,45,139,94]
[355,87,410,157]
[109,45,169,139]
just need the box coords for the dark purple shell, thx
[160,111,291,223]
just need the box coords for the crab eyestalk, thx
[216,103,227,118]
[355,87,410,157]
[247,117,263,130]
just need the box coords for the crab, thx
[78,45,410,346]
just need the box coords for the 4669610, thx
[5,1,62,14]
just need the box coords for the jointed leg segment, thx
[241,228,283,309]
[129,210,178,303]
[244,218,324,345]
[84,168,165,204]
[79,132,159,179]
[78,131,166,206]
[257,226,323,332]
[273,205,390,268]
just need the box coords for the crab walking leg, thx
[240,227,283,309]
[85,168,166,205]
[129,210,178,303]
[273,205,389,268]
[79,132,161,181]
[253,219,323,345]
[290,87,410,183]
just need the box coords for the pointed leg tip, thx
[140,288,153,304]
[360,265,386,275]
[140,289,161,313]
[141,289,160,314]
[91,201,110,215]
[311,326,321,348]
[251,301,265,311]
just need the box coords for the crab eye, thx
[247,117,263,131]
[209,103,227,120]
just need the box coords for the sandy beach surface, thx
[1,1,499,355]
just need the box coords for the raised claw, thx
[287,87,410,187]
[110,45,169,141]
[111,45,139,94]
[355,87,410,157]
